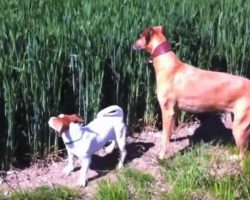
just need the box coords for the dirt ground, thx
[0,113,234,199]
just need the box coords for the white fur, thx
[61,105,127,187]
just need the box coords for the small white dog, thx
[48,105,127,187]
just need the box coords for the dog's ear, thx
[48,117,66,134]
[144,28,153,45]
[154,26,165,35]
[58,114,84,124]
[71,114,84,123]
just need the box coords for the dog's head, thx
[132,26,166,54]
[48,114,84,136]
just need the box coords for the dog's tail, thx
[96,105,124,119]
[98,105,126,154]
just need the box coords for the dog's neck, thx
[151,41,172,60]
[62,123,84,145]
[150,41,183,73]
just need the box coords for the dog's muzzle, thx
[132,43,144,50]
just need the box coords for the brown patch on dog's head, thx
[141,28,153,45]
[132,25,166,54]
[58,114,84,124]
[48,114,84,136]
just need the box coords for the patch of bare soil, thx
[0,114,238,199]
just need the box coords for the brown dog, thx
[133,25,250,160]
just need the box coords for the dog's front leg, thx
[159,107,175,160]
[63,151,75,176]
[78,156,91,187]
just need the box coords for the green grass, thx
[242,156,250,175]
[0,191,5,200]
[207,175,249,200]
[95,168,155,200]
[1,0,250,170]
[94,144,250,200]
[123,168,155,199]
[161,143,250,200]
[1,185,80,200]
[161,144,210,199]
[2,144,250,199]
[95,177,129,200]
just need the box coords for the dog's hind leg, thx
[104,140,116,154]
[115,123,127,169]
[232,109,250,160]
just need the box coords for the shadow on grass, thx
[191,113,234,145]
[75,141,154,183]
[169,113,235,157]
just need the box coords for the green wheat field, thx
[1,0,250,199]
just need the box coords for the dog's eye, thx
[145,31,151,45]
[140,29,148,37]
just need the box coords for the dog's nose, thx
[132,42,143,50]
[48,117,55,127]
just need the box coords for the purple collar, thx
[151,41,172,60]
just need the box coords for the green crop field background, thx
[1,0,250,170]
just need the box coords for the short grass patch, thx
[2,185,80,200]
[123,168,155,199]
[95,168,155,200]
[0,191,6,200]
[95,177,129,200]
[161,143,250,200]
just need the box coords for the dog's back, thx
[86,105,126,140]
[64,105,126,155]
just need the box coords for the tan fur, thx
[133,26,250,160]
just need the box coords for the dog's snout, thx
[132,42,143,50]
[48,117,55,127]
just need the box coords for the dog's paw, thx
[229,154,241,161]
[117,162,124,170]
[77,179,87,187]
[63,165,74,176]
[158,151,165,160]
